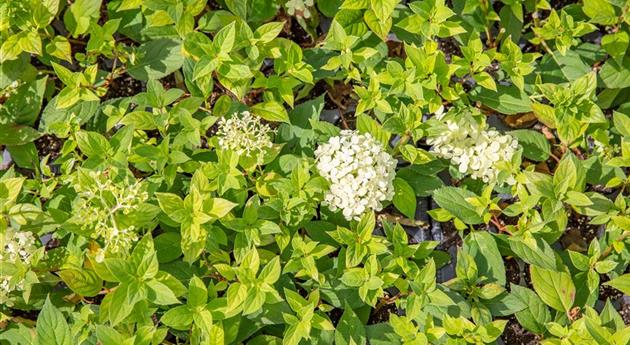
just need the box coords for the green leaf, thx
[96,325,135,345]
[603,274,630,295]
[469,85,531,115]
[0,124,41,145]
[356,114,390,147]
[463,232,506,285]
[161,305,193,330]
[508,235,559,271]
[539,50,590,83]
[7,143,38,169]
[392,177,416,219]
[154,232,183,263]
[127,39,184,80]
[254,21,285,43]
[58,269,102,297]
[499,4,523,43]
[334,305,367,345]
[613,111,630,137]
[0,77,47,126]
[583,0,617,25]
[370,0,397,19]
[242,287,267,315]
[251,101,289,123]
[511,284,550,334]
[602,32,629,61]
[207,198,237,218]
[510,129,550,161]
[259,256,282,284]
[530,266,575,313]
[475,71,497,91]
[531,102,556,128]
[364,10,392,41]
[341,268,368,287]
[36,296,72,345]
[553,153,585,195]
[75,131,110,158]
[39,97,99,136]
[188,276,208,308]
[433,186,484,224]
[600,56,630,89]
[63,0,101,37]
[120,111,157,130]
[156,193,187,223]
[147,279,180,305]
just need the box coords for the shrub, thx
[1,0,630,344]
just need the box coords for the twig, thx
[600,231,630,259]
[490,215,512,235]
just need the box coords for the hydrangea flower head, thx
[0,228,36,265]
[0,228,37,303]
[315,130,396,220]
[72,170,148,261]
[427,113,518,185]
[286,0,314,18]
[216,111,275,164]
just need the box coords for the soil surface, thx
[501,317,542,345]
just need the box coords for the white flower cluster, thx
[286,0,314,18]
[216,111,275,164]
[0,80,20,99]
[73,170,148,261]
[591,135,620,158]
[316,130,397,220]
[0,228,37,302]
[0,229,36,264]
[427,115,518,185]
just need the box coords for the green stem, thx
[391,133,410,156]
[600,230,630,259]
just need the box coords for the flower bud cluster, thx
[73,170,148,261]
[0,80,20,99]
[0,228,37,302]
[216,111,275,164]
[0,228,36,264]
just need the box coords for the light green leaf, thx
[251,101,289,123]
[58,269,102,297]
[530,266,575,313]
[433,187,484,224]
[393,177,416,219]
[511,284,550,334]
[509,129,550,161]
[128,39,184,80]
[36,296,72,345]
[603,274,630,295]
[463,232,506,285]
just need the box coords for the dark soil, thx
[437,221,462,251]
[561,215,600,252]
[551,0,579,10]
[34,134,63,161]
[387,40,405,59]
[160,74,178,90]
[277,11,317,48]
[600,282,623,302]
[501,317,541,345]
[505,258,524,286]
[438,37,462,64]
[104,74,145,99]
[620,300,630,325]
[368,303,398,324]
[329,307,344,326]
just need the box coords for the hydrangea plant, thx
[1,0,630,345]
